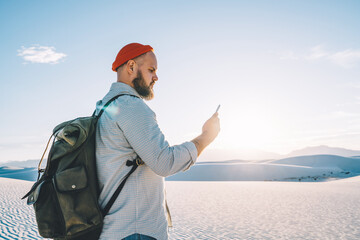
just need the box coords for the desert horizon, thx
[1,161,360,239]
[1,146,360,239]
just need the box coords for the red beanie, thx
[112,43,153,72]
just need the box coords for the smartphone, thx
[215,104,221,113]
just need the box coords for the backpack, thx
[22,94,143,240]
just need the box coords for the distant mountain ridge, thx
[284,145,360,158]
[0,159,40,168]
[197,145,360,162]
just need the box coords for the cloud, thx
[307,45,360,68]
[17,45,67,64]
[278,45,360,68]
[328,49,360,68]
[307,45,329,60]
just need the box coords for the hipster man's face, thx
[133,70,154,100]
[132,51,158,100]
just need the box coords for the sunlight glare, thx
[216,102,290,152]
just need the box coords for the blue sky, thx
[1,0,360,162]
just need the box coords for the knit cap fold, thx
[112,43,153,72]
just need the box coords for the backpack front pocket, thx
[54,165,88,193]
[54,165,102,237]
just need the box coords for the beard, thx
[132,70,154,100]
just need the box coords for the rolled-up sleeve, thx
[115,97,198,177]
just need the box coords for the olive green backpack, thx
[22,94,142,240]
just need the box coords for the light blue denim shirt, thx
[95,82,198,240]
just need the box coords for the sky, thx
[1,0,360,162]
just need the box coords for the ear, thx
[126,60,136,75]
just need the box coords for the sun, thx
[215,102,290,152]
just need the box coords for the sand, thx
[166,180,360,240]
[0,178,43,239]
[1,176,360,239]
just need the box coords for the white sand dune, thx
[0,177,44,239]
[1,154,360,182]
[0,154,359,239]
[166,180,360,240]
[332,175,360,183]
[166,162,344,181]
[1,177,360,239]
[167,155,360,181]
[269,154,360,171]
[0,167,39,182]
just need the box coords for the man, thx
[95,43,220,240]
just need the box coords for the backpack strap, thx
[95,93,139,118]
[96,93,143,216]
[101,156,144,217]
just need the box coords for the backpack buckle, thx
[126,157,144,167]
[136,157,144,166]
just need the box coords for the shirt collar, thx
[108,82,141,99]
[95,82,142,114]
